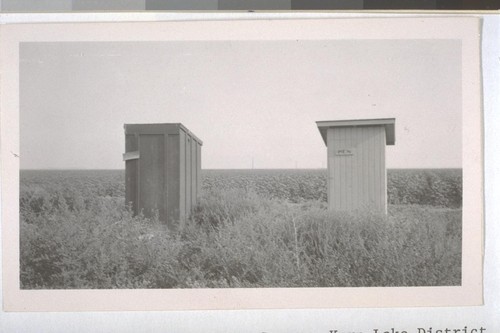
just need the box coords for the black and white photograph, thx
[1,17,483,311]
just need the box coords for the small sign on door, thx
[335,149,353,156]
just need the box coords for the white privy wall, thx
[318,118,395,213]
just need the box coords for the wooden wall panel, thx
[125,134,138,214]
[166,133,180,228]
[327,125,386,212]
[178,130,186,223]
[380,127,387,212]
[125,123,202,227]
[184,132,192,217]
[197,142,202,200]
[351,127,359,211]
[361,127,368,205]
[368,126,375,208]
[191,137,197,211]
[138,134,165,220]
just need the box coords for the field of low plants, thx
[203,168,462,207]
[20,168,462,289]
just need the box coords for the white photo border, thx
[1,17,483,311]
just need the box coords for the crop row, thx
[20,168,462,215]
[202,169,462,208]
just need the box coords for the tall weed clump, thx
[187,191,461,287]
[20,188,186,289]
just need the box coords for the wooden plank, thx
[185,134,192,215]
[376,126,385,211]
[318,119,396,128]
[191,136,197,211]
[197,142,202,203]
[362,126,369,207]
[373,125,385,212]
[373,126,380,211]
[317,118,395,145]
[125,134,138,215]
[374,126,385,211]
[166,134,181,229]
[341,127,347,210]
[380,126,387,212]
[333,128,341,210]
[178,123,203,145]
[138,134,165,221]
[346,126,353,210]
[125,123,180,135]
[164,134,169,226]
[328,128,334,210]
[122,151,140,161]
[179,130,186,223]
[368,126,374,209]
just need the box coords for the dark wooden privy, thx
[123,123,202,228]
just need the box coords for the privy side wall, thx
[326,125,386,212]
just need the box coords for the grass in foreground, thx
[20,187,461,289]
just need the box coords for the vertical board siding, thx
[166,133,180,228]
[378,126,384,209]
[185,133,192,216]
[361,127,368,205]
[346,127,353,210]
[125,134,138,213]
[368,126,375,207]
[351,127,358,211]
[197,143,202,200]
[178,130,186,223]
[138,134,165,220]
[327,125,387,212]
[125,124,202,228]
[191,137,197,212]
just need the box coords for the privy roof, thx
[124,123,203,145]
[316,118,395,146]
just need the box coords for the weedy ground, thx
[20,169,462,289]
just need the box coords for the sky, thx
[20,40,462,169]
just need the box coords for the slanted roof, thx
[316,118,395,146]
[124,123,203,145]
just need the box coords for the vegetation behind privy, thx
[19,168,462,289]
